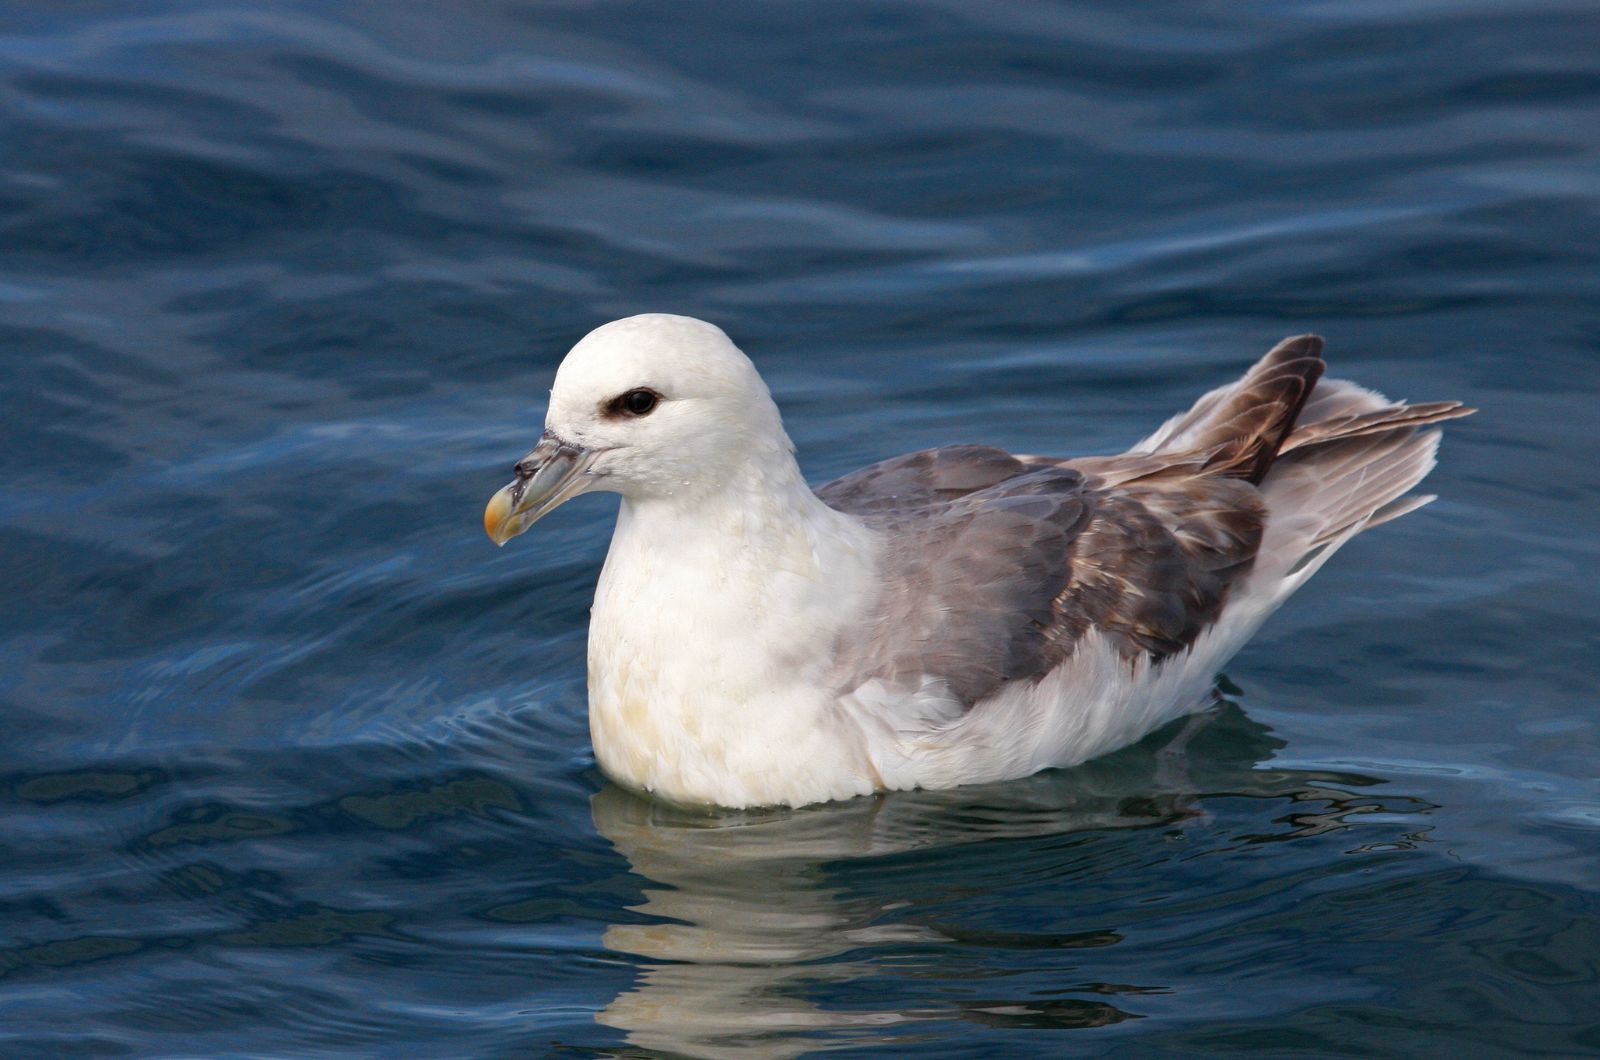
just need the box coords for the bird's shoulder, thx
[816,444,1062,516]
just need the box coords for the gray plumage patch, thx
[817,446,1266,709]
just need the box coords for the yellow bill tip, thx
[484,487,515,546]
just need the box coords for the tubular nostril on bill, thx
[515,459,539,478]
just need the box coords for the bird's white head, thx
[484,314,792,545]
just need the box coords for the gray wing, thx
[816,446,1266,709]
[814,444,1033,513]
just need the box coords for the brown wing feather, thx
[818,449,1265,708]
[1041,476,1264,664]
[1190,334,1325,483]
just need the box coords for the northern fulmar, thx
[484,314,1472,808]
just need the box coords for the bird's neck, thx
[585,449,882,805]
[599,447,877,651]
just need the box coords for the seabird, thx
[484,314,1472,808]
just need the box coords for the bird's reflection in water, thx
[589,700,1431,1057]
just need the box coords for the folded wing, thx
[817,447,1265,710]
[815,334,1472,720]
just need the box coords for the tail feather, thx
[1260,364,1474,571]
[1365,491,1436,532]
[1133,337,1474,588]
[1280,399,1472,454]
[1265,428,1443,555]
[1292,376,1388,424]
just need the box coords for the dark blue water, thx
[3,1,1598,1054]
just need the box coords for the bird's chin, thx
[484,433,599,546]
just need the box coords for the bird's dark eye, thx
[619,388,659,416]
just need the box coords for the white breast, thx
[586,484,883,807]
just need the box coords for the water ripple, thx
[2,0,1598,1054]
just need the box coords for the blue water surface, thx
[2,1,1598,1055]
